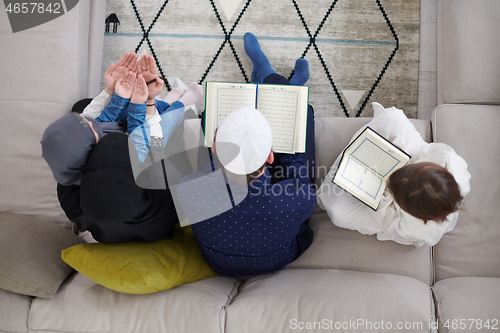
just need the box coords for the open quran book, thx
[332,127,411,210]
[204,81,309,154]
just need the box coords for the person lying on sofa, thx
[175,32,316,275]
[317,102,471,247]
[41,52,201,243]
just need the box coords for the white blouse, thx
[317,102,471,247]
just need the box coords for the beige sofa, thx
[1,1,499,332]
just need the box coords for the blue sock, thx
[244,32,276,83]
[289,58,309,86]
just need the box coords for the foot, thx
[178,83,203,107]
[164,87,186,104]
[244,32,276,83]
[289,58,309,86]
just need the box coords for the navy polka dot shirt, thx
[178,152,316,275]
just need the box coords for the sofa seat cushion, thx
[432,105,500,281]
[433,277,500,333]
[226,269,435,333]
[438,0,500,104]
[29,273,241,333]
[285,211,432,285]
[0,212,83,298]
[0,288,32,333]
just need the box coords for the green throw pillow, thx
[0,212,83,298]
[62,226,218,294]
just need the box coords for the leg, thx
[244,32,276,84]
[244,32,309,85]
[245,32,315,181]
[289,58,309,86]
[263,73,290,85]
[292,218,314,260]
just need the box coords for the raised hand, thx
[104,52,138,95]
[114,71,135,99]
[130,75,149,104]
[147,77,164,100]
[137,54,159,83]
[114,52,138,77]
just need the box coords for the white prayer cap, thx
[215,107,273,175]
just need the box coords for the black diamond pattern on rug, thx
[102,0,418,118]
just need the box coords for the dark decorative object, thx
[105,14,120,33]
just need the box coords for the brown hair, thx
[387,162,463,223]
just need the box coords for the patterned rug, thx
[102,0,420,118]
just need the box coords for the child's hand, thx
[114,71,135,99]
[104,52,138,95]
[104,63,118,95]
[137,54,158,83]
[130,75,149,104]
[147,77,164,100]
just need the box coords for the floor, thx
[417,0,437,119]
[102,0,436,119]
[102,0,422,119]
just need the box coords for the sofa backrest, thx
[0,2,105,228]
[433,0,500,282]
[432,105,500,282]
[437,0,500,105]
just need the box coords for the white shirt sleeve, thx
[145,109,163,138]
[80,90,112,119]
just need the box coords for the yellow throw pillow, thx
[61,226,218,294]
